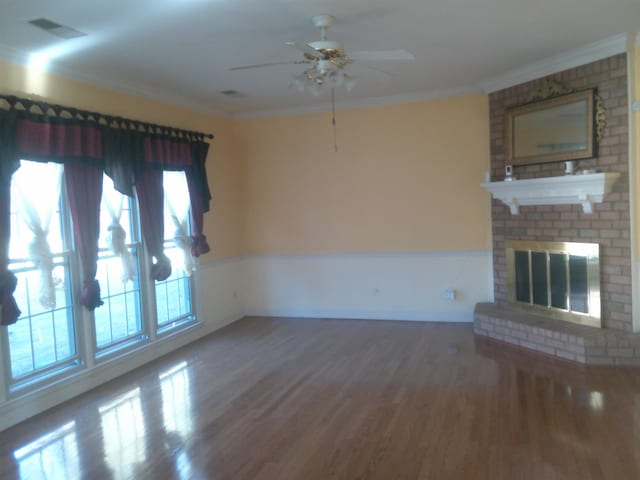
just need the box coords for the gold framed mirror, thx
[505,89,595,166]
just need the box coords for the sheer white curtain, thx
[13,161,63,308]
[102,179,135,283]
[164,172,195,276]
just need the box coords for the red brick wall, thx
[489,54,631,331]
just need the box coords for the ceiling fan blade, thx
[229,60,309,71]
[349,63,392,79]
[286,41,324,58]
[348,50,415,62]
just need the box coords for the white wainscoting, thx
[0,257,246,431]
[245,251,493,323]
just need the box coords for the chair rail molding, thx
[481,172,621,214]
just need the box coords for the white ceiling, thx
[0,0,638,117]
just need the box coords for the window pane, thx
[8,260,76,380]
[163,171,190,240]
[99,177,135,249]
[155,172,195,332]
[95,252,143,350]
[8,161,77,384]
[94,177,144,352]
[155,246,192,330]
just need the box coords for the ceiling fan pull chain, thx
[332,88,338,153]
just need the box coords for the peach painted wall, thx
[0,59,243,260]
[237,93,491,255]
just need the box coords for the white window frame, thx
[0,161,200,399]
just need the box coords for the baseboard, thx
[245,308,472,323]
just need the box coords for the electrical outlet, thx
[443,288,456,301]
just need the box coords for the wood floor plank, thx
[1,317,640,479]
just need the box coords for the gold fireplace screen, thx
[506,240,601,328]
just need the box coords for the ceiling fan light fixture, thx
[310,83,323,96]
[326,70,345,88]
[343,74,357,92]
[292,73,308,92]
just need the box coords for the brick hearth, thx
[474,303,640,365]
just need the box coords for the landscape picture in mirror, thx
[506,89,595,166]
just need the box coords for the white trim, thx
[244,250,491,260]
[629,42,640,332]
[233,86,479,120]
[244,308,472,323]
[478,33,628,93]
[481,173,621,214]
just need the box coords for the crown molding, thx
[232,85,480,120]
[0,44,233,119]
[478,33,629,94]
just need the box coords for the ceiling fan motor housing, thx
[306,41,343,59]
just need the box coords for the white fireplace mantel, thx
[481,172,621,214]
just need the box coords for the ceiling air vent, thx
[28,18,87,39]
[220,90,247,99]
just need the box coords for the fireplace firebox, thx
[506,240,601,328]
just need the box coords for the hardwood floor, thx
[1,316,640,479]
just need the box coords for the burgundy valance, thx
[0,95,214,325]
[16,118,103,162]
[144,136,192,168]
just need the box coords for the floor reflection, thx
[160,361,193,439]
[14,421,79,480]
[99,387,146,480]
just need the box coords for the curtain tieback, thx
[151,254,172,282]
[80,279,104,311]
[107,223,127,254]
[190,234,210,257]
[0,270,21,325]
[29,230,54,269]
[29,231,57,309]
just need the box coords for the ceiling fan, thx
[230,14,414,95]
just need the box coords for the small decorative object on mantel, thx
[564,160,574,175]
[505,164,515,181]
[505,79,606,167]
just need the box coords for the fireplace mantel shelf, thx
[481,172,621,214]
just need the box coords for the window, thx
[156,171,195,333]
[94,177,144,355]
[5,161,78,388]
[1,161,198,394]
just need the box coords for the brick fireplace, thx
[473,53,640,365]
